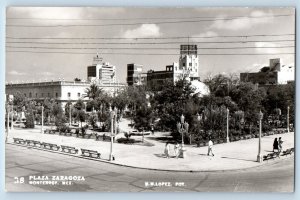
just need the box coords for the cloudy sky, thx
[5,7,295,83]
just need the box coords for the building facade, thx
[145,44,200,90]
[240,58,295,85]
[87,55,116,85]
[5,80,125,109]
[126,63,147,86]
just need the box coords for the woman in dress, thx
[164,142,170,158]
[273,138,279,152]
[174,142,180,158]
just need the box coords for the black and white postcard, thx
[5,7,295,192]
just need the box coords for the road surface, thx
[5,144,294,192]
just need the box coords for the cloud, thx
[193,31,218,37]
[39,72,55,76]
[191,31,218,41]
[210,10,274,31]
[121,24,161,38]
[8,70,27,76]
[254,42,280,54]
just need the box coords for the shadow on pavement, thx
[220,156,256,162]
[154,153,167,158]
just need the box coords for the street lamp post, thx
[257,110,263,163]
[69,104,72,126]
[114,107,118,140]
[177,114,189,158]
[109,109,115,161]
[287,106,290,133]
[6,104,10,142]
[41,105,44,134]
[11,104,14,130]
[226,108,230,143]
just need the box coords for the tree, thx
[74,99,85,110]
[133,106,154,130]
[151,78,199,140]
[88,113,98,130]
[76,110,86,128]
[13,91,26,112]
[25,110,35,128]
[85,83,103,100]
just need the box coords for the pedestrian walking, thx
[273,138,279,152]
[174,142,180,158]
[207,139,214,156]
[164,142,171,158]
[151,125,154,135]
[278,137,283,152]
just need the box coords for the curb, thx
[6,142,294,173]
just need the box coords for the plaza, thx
[5,118,295,171]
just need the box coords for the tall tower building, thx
[87,55,116,85]
[178,44,199,80]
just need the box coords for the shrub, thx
[25,112,35,128]
[117,138,135,144]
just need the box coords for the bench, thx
[13,138,27,145]
[26,140,43,148]
[282,148,294,156]
[60,132,73,137]
[263,152,280,161]
[81,149,101,159]
[42,142,60,151]
[61,145,78,154]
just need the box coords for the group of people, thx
[273,137,284,153]
[164,142,181,159]
[164,139,215,158]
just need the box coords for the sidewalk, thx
[6,122,295,172]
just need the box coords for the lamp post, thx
[69,104,72,126]
[177,114,189,158]
[10,104,14,130]
[257,110,263,163]
[109,109,115,161]
[41,105,44,134]
[287,106,290,133]
[195,113,201,145]
[6,104,10,143]
[114,107,118,138]
[226,108,230,143]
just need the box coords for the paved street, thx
[7,122,295,171]
[6,144,294,192]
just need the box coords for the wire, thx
[5,33,295,40]
[6,50,295,55]
[6,13,289,21]
[6,14,293,28]
[5,45,295,50]
[5,39,295,45]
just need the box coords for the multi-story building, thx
[240,58,294,85]
[146,44,200,90]
[87,55,116,85]
[178,44,199,80]
[6,55,125,109]
[126,63,147,86]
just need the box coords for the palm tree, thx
[85,83,103,99]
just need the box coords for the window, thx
[78,93,81,97]
[36,93,38,98]
[189,63,192,66]
[48,93,50,97]
[41,93,44,97]
[68,92,71,98]
[182,63,185,67]
[29,93,32,98]
[56,93,58,98]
